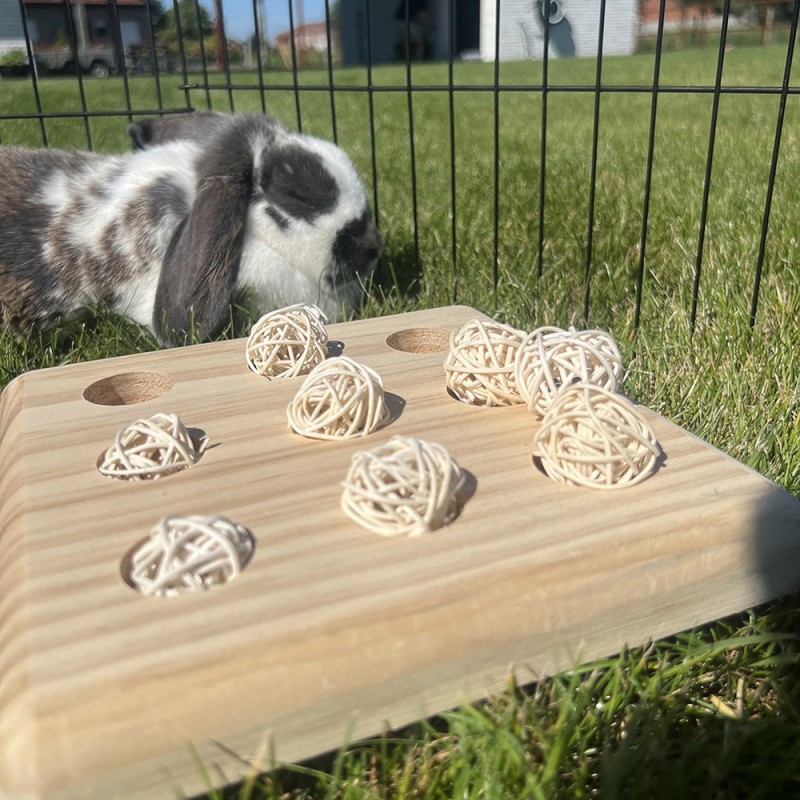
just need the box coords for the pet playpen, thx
[0,0,797,340]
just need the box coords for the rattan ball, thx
[444,319,527,406]
[341,435,467,537]
[98,412,207,480]
[287,355,390,440]
[532,383,660,489]
[127,514,255,598]
[515,326,623,417]
[245,303,328,378]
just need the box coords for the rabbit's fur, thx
[0,112,383,344]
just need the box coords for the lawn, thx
[1,42,799,798]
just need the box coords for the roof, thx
[274,21,329,46]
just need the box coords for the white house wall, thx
[0,0,25,55]
[480,0,637,61]
[0,38,26,57]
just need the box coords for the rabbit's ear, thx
[127,112,228,150]
[127,119,158,149]
[153,169,252,344]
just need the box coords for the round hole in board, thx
[83,372,175,406]
[385,327,451,354]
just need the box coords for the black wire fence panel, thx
[1,0,798,336]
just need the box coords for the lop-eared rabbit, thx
[0,112,383,344]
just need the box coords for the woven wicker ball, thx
[245,303,328,378]
[127,514,255,598]
[532,383,660,489]
[341,435,466,537]
[444,319,528,406]
[98,412,206,480]
[515,325,623,417]
[286,355,390,440]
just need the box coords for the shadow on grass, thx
[597,595,800,800]
[591,483,800,798]
[752,483,800,606]
[371,240,424,304]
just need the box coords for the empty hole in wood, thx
[386,327,450,354]
[83,372,175,406]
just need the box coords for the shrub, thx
[0,49,27,67]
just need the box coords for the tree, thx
[148,0,168,32]
[162,0,213,41]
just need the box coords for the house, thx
[274,21,330,53]
[338,0,637,65]
[482,0,637,61]
[0,0,27,58]
[273,20,333,68]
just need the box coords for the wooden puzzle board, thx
[1,305,799,800]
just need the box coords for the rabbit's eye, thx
[262,147,338,223]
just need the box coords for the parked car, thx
[35,45,125,78]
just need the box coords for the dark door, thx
[455,0,480,53]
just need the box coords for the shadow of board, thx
[752,482,800,602]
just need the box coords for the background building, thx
[0,0,28,58]
[338,0,637,66]
[481,0,637,61]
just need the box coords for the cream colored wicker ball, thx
[532,383,660,489]
[341,435,467,537]
[515,325,623,417]
[444,318,527,406]
[98,412,206,480]
[287,355,390,440]
[127,514,255,598]
[245,303,328,378]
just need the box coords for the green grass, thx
[2,43,800,798]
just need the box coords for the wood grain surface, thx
[1,305,799,800]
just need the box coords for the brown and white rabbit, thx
[0,112,383,344]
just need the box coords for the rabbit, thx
[0,112,383,345]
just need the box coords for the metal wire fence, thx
[2,0,799,333]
